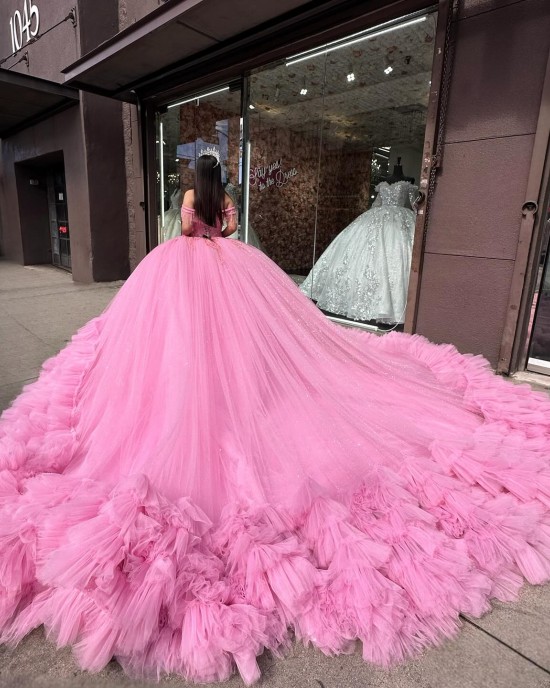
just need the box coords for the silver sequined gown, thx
[300,180,417,324]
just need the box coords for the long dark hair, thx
[194,155,224,227]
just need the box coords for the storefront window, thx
[247,11,437,330]
[247,60,323,278]
[155,11,438,333]
[156,84,242,245]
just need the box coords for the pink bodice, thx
[181,205,236,238]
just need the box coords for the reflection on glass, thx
[528,208,550,372]
[48,167,71,270]
[156,86,242,245]
[249,12,437,329]
[248,65,323,283]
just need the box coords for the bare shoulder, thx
[224,193,235,209]
[183,189,195,207]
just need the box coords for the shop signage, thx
[250,159,298,192]
[9,0,40,53]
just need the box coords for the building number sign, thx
[9,0,40,53]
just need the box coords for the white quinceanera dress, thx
[162,188,183,242]
[300,180,417,324]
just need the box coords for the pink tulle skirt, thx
[1,235,550,684]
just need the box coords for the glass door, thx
[527,203,550,374]
[156,83,243,246]
[47,166,71,271]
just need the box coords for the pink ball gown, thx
[1,206,550,685]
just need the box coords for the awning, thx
[62,0,422,103]
[62,0,325,101]
[0,70,79,139]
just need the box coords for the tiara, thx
[200,146,220,163]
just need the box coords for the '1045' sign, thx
[9,0,40,53]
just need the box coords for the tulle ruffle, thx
[2,465,550,685]
[1,237,550,684]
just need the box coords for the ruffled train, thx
[1,236,550,684]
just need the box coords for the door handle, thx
[413,190,426,210]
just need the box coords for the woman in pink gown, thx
[1,154,550,685]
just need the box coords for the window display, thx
[156,11,438,332]
[300,179,417,324]
[247,81,321,278]
[248,11,436,329]
[156,85,242,246]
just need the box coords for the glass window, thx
[246,11,437,331]
[156,84,243,245]
[247,63,323,282]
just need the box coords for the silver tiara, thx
[200,147,220,165]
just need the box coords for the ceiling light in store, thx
[286,15,427,66]
[167,86,230,109]
[300,88,308,95]
[249,104,255,109]
[384,66,393,75]
[347,72,355,82]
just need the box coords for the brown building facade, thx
[1,0,550,379]
[0,0,130,281]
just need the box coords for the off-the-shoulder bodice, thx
[181,205,236,238]
[375,181,417,208]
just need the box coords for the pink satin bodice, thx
[181,205,236,238]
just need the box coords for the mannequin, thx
[386,157,415,184]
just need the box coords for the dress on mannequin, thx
[300,180,418,324]
[243,224,265,252]
[1,201,550,685]
[162,188,183,242]
[386,156,415,185]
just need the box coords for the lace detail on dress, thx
[374,181,415,208]
[300,185,415,323]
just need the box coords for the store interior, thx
[157,11,438,330]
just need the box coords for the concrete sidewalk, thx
[1,258,550,688]
[0,260,124,412]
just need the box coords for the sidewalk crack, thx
[461,615,550,676]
